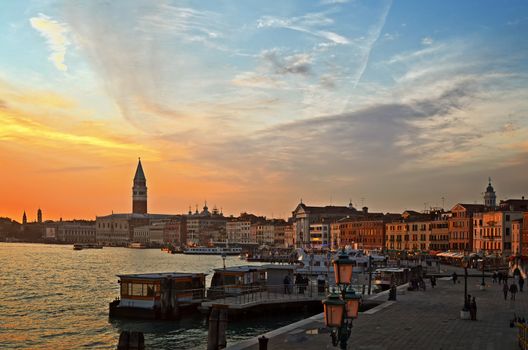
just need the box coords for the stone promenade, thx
[228,267,526,350]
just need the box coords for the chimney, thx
[362,206,368,214]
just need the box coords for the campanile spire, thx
[132,158,147,214]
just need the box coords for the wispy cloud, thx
[257,13,349,45]
[30,13,70,71]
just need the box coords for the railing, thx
[206,282,328,305]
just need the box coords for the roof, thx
[96,213,176,220]
[213,265,266,272]
[453,203,486,212]
[117,272,205,280]
[134,159,146,181]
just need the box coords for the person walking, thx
[510,283,518,300]
[470,297,477,321]
[503,282,509,300]
[492,271,497,284]
[498,272,503,284]
[431,275,437,288]
[452,272,458,284]
[519,276,524,292]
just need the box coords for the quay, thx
[227,265,526,350]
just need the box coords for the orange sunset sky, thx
[2,1,528,221]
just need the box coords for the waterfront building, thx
[272,221,289,248]
[448,204,485,252]
[511,219,522,255]
[226,213,264,244]
[309,222,331,249]
[57,221,96,243]
[96,213,174,245]
[185,203,226,246]
[291,201,359,247]
[385,211,449,252]
[132,158,147,214]
[283,224,295,248]
[330,222,341,250]
[163,217,186,247]
[133,225,150,244]
[250,221,275,246]
[499,197,528,212]
[473,211,523,256]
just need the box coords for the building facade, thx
[448,204,485,252]
[473,211,523,256]
[57,221,96,243]
[132,159,147,214]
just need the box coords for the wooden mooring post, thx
[117,331,145,350]
[207,305,228,350]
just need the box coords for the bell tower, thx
[132,158,147,214]
[484,177,496,208]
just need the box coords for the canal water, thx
[0,243,319,349]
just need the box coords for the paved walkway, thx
[228,266,527,350]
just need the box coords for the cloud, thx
[30,14,70,71]
[262,50,312,76]
[421,36,434,45]
[257,13,349,45]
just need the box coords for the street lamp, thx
[480,258,486,290]
[461,257,470,318]
[322,251,361,349]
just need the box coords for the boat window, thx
[224,275,237,285]
[121,282,128,296]
[131,283,144,296]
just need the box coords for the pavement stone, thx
[229,265,527,350]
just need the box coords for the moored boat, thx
[73,243,103,250]
[128,242,148,249]
[183,246,242,255]
[109,272,206,319]
[207,265,266,299]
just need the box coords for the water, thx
[0,243,318,349]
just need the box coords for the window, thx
[506,227,510,236]
[506,215,510,222]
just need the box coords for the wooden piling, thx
[207,308,220,350]
[217,307,228,349]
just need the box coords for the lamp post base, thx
[460,310,470,320]
[480,284,486,291]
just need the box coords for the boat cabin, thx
[110,272,206,319]
[373,267,410,290]
[208,266,266,299]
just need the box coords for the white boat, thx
[128,242,148,249]
[183,247,242,255]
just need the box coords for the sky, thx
[1,0,528,221]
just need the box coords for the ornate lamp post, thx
[460,257,470,319]
[322,251,361,349]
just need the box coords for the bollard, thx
[258,336,269,350]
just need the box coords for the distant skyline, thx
[1,1,528,220]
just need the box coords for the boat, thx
[373,267,410,290]
[207,265,266,299]
[73,243,103,250]
[128,242,148,249]
[109,272,206,319]
[183,246,242,255]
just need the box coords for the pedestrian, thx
[519,276,524,292]
[470,297,477,321]
[503,282,509,300]
[510,283,518,300]
[492,271,497,284]
[452,272,458,284]
[431,276,436,288]
[295,274,302,294]
[498,272,503,284]
[283,274,291,294]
